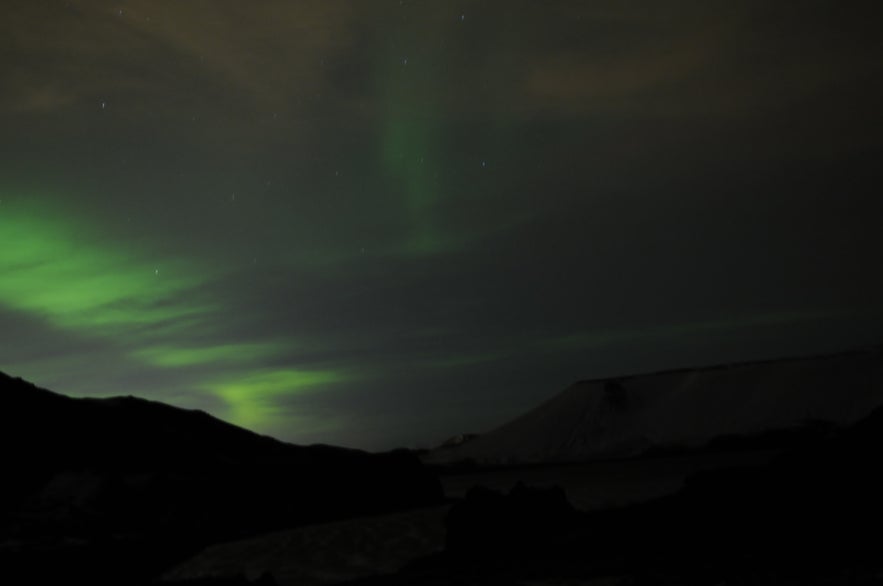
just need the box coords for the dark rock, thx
[445,482,577,557]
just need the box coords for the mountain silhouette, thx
[0,371,442,585]
[359,399,883,585]
[426,345,883,465]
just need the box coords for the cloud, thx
[516,1,883,121]
[1,1,362,115]
[540,310,854,353]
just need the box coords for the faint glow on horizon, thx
[0,198,349,437]
[206,368,348,430]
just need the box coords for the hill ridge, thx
[427,344,883,465]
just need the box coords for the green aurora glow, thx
[206,368,349,431]
[0,199,349,433]
[2,1,882,449]
[0,202,211,331]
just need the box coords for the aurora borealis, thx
[2,1,883,449]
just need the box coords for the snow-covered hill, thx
[426,346,883,465]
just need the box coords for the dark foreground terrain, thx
[0,371,442,585]
[353,405,883,585]
[5,350,883,585]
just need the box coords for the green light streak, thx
[381,113,447,255]
[0,201,213,332]
[1,198,351,438]
[206,368,347,430]
[375,34,458,257]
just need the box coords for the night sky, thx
[2,1,883,450]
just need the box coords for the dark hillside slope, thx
[0,371,442,584]
[427,345,883,465]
